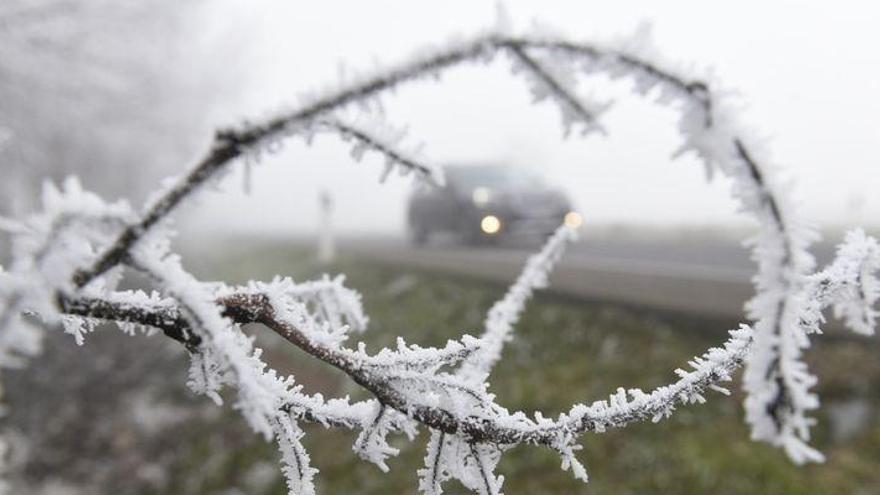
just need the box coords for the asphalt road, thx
[337,231,837,320]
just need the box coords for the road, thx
[337,232,837,320]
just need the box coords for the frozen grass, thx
[162,241,880,494]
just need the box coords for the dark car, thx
[407,164,581,245]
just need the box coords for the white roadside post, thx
[317,189,335,265]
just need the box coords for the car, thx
[406,164,582,245]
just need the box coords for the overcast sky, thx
[186,0,880,236]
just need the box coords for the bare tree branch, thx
[2,23,878,494]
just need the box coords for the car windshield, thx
[445,165,545,190]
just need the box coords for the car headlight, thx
[472,187,492,207]
[564,211,583,229]
[480,215,502,234]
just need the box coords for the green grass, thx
[165,242,880,494]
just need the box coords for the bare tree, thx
[0,20,878,495]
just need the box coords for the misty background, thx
[1,0,877,239]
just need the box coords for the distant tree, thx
[0,0,231,216]
[0,17,878,495]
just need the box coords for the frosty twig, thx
[2,21,878,495]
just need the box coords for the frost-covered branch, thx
[459,224,577,383]
[802,229,879,336]
[506,43,607,136]
[0,178,134,366]
[314,115,444,185]
[420,224,577,492]
[52,224,752,484]
[2,19,878,494]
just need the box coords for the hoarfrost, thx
[1,20,877,494]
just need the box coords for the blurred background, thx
[1,1,879,494]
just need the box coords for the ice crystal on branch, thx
[275,413,318,495]
[352,404,415,472]
[314,114,444,186]
[459,224,577,383]
[815,229,880,336]
[508,44,609,137]
[0,177,133,366]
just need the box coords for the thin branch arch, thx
[1,27,877,494]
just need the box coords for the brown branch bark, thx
[58,290,750,448]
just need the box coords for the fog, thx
[3,1,879,237]
[177,0,880,238]
[2,5,879,493]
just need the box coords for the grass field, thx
[163,242,880,494]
